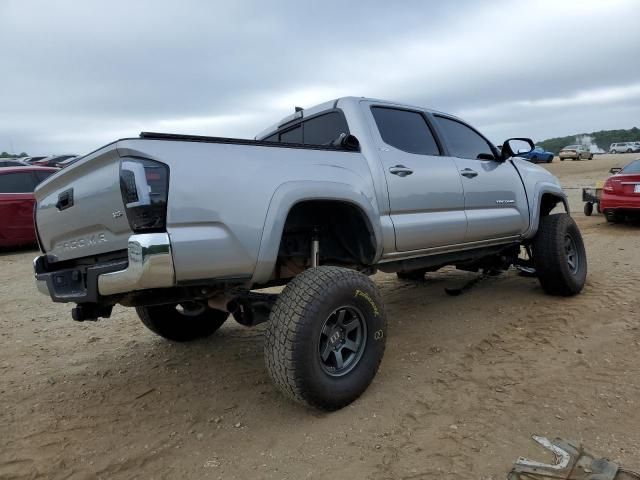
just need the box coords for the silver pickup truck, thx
[33,97,587,410]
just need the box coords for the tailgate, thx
[35,145,132,262]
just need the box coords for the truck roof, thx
[255,96,449,139]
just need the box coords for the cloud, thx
[1,0,639,154]
[460,82,640,120]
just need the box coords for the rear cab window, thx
[264,111,349,146]
[371,106,440,155]
[303,112,349,145]
[279,125,302,143]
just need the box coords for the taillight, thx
[119,158,169,232]
[604,178,623,193]
[604,179,614,192]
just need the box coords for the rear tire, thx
[532,214,587,296]
[264,266,387,410]
[583,202,593,216]
[136,303,228,342]
[605,209,622,223]
[396,269,427,281]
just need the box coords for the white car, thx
[609,142,640,153]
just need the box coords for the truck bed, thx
[34,133,372,286]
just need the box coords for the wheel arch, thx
[251,181,383,284]
[524,184,570,240]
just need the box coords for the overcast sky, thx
[2,0,640,155]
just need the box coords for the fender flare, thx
[251,180,382,284]
[524,183,570,239]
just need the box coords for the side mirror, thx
[610,167,622,174]
[501,138,534,160]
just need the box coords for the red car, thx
[0,166,58,247]
[601,159,640,222]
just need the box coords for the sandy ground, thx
[1,154,639,479]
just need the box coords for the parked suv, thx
[33,97,587,410]
[559,144,593,161]
[609,142,640,154]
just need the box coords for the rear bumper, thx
[600,192,640,211]
[34,232,175,303]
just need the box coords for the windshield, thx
[563,145,579,149]
[621,159,640,174]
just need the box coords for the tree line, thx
[538,127,640,154]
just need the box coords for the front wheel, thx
[532,214,587,296]
[264,266,387,410]
[584,202,593,216]
[136,303,228,341]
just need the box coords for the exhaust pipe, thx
[207,295,240,314]
[208,293,278,327]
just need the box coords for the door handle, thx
[389,165,413,177]
[460,168,478,178]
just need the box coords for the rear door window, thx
[303,112,349,145]
[0,172,38,193]
[279,125,302,143]
[371,107,440,155]
[433,116,494,160]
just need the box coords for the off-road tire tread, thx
[264,266,386,410]
[533,213,587,296]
